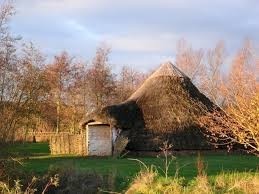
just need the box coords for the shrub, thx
[0,158,25,183]
[0,175,59,194]
[46,163,117,194]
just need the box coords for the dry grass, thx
[126,170,259,194]
[126,166,184,194]
[126,155,259,194]
[187,175,213,194]
[213,172,259,194]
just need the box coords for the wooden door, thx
[88,124,112,156]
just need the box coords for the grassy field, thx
[2,142,50,157]
[2,143,259,192]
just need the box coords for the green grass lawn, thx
[23,154,258,177]
[1,142,50,157]
[3,143,259,192]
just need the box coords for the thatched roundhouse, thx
[81,62,215,152]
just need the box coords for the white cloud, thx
[64,20,100,40]
[103,33,178,53]
[11,0,259,70]
[15,0,258,15]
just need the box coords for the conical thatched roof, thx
[128,62,187,101]
[81,62,215,151]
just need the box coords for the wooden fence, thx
[49,133,86,156]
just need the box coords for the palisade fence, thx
[15,131,87,155]
[49,133,87,156]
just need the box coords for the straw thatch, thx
[81,62,215,151]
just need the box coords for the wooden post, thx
[86,124,88,155]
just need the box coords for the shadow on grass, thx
[0,142,50,158]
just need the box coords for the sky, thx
[7,0,259,71]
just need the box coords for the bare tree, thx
[18,42,49,139]
[199,93,259,155]
[199,40,259,156]
[86,45,116,110]
[201,41,225,106]
[116,65,147,102]
[0,1,17,103]
[223,39,257,105]
[175,39,205,87]
[0,40,49,142]
[66,62,87,133]
[45,52,74,133]
[0,1,21,142]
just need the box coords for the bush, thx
[0,175,59,194]
[0,158,25,183]
[0,161,119,194]
[46,163,117,194]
